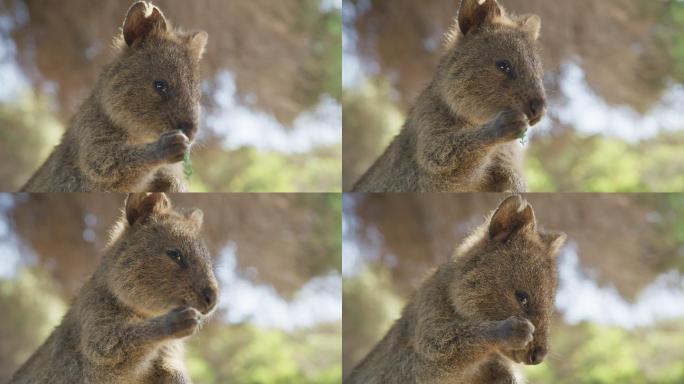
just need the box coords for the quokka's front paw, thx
[161,307,201,338]
[486,109,529,143]
[155,130,190,163]
[497,316,534,350]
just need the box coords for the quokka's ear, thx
[519,14,541,40]
[125,192,171,226]
[123,1,169,47]
[186,209,204,231]
[458,0,504,36]
[187,31,208,60]
[489,195,536,242]
[543,231,567,256]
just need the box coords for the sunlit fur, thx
[9,193,218,384]
[346,195,566,384]
[353,0,546,193]
[21,1,208,192]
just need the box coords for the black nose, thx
[528,346,547,365]
[526,98,546,125]
[201,287,217,312]
[177,122,197,140]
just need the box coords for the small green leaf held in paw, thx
[183,153,193,180]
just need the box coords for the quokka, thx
[353,0,547,193]
[10,193,219,384]
[22,1,207,192]
[347,195,566,383]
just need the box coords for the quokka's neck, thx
[69,87,129,141]
[84,271,151,320]
[406,79,467,133]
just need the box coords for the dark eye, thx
[496,60,513,76]
[515,290,529,309]
[166,249,186,268]
[154,80,169,94]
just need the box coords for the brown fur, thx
[21,2,208,192]
[10,193,219,384]
[346,195,566,384]
[353,0,546,192]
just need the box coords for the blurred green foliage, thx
[525,321,684,384]
[633,194,684,271]
[191,145,341,192]
[0,92,63,191]
[295,0,343,102]
[667,195,684,246]
[0,269,67,383]
[341,267,404,378]
[188,0,342,193]
[341,81,404,189]
[667,0,684,82]
[188,323,341,384]
[525,131,684,192]
[304,193,343,271]
[522,0,684,193]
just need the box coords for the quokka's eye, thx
[153,79,169,94]
[495,60,513,76]
[166,249,186,268]
[515,290,530,308]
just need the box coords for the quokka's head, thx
[438,0,546,126]
[106,193,219,317]
[450,195,566,366]
[101,2,208,142]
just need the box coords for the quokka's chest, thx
[131,162,186,192]
[448,144,523,192]
[121,342,187,384]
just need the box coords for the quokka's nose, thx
[200,286,217,313]
[177,122,197,140]
[528,345,547,365]
[526,98,546,125]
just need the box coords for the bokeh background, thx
[0,193,342,383]
[343,194,684,383]
[0,0,342,192]
[343,0,684,191]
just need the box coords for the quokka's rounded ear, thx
[489,195,536,242]
[519,14,541,40]
[125,192,171,226]
[458,0,504,36]
[186,209,204,231]
[187,31,208,60]
[123,1,169,47]
[544,231,567,256]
